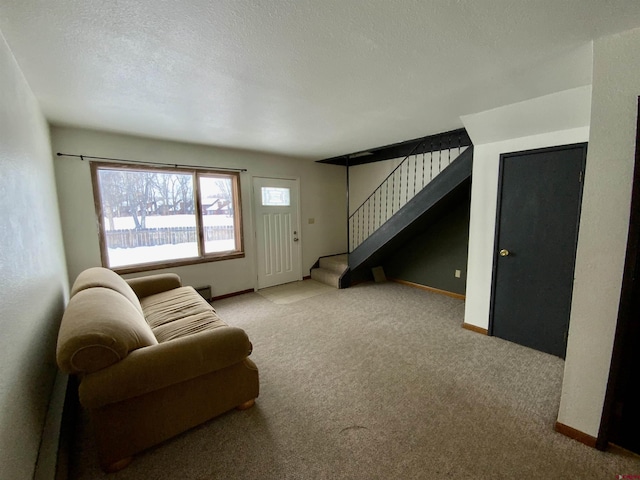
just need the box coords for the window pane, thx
[199,176,236,254]
[261,187,290,206]
[97,168,199,268]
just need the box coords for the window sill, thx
[110,251,245,275]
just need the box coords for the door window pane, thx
[261,187,290,206]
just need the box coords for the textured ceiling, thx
[1,1,640,160]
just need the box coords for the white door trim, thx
[252,176,303,290]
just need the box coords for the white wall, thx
[558,27,640,438]
[0,32,69,479]
[349,157,403,215]
[462,86,592,330]
[51,126,346,295]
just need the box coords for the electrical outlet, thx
[455,269,461,278]
[308,218,315,224]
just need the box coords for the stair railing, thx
[348,133,468,252]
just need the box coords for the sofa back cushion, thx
[70,267,144,316]
[57,287,158,374]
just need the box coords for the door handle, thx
[293,237,299,242]
[499,249,510,257]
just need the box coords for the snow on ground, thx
[107,239,236,268]
[104,215,236,267]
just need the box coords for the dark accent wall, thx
[383,190,470,295]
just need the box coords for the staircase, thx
[313,129,473,288]
[348,147,473,271]
[310,254,349,288]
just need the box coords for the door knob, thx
[499,249,510,257]
[293,237,299,242]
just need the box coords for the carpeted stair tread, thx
[311,254,349,289]
[310,268,341,289]
[318,254,348,273]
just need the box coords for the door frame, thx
[596,97,640,451]
[488,143,588,345]
[251,176,303,290]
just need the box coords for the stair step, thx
[319,254,348,273]
[310,268,341,289]
[311,254,349,289]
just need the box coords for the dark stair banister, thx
[348,146,473,271]
[320,128,471,166]
[349,132,469,253]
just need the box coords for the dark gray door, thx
[490,144,586,358]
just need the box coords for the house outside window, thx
[90,162,243,273]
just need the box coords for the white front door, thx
[253,177,301,289]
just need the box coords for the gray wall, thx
[0,32,69,479]
[383,192,470,295]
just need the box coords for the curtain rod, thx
[56,152,247,172]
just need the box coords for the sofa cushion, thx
[57,287,158,374]
[70,266,144,316]
[141,286,228,343]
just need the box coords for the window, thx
[90,162,243,273]
[261,187,291,206]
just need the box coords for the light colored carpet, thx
[257,279,334,304]
[69,282,640,479]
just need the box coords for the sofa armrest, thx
[126,273,182,299]
[79,326,252,408]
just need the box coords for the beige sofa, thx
[56,267,259,472]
